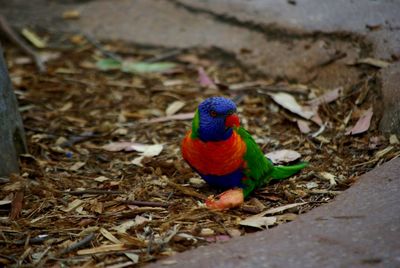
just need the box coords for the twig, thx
[0,177,10,184]
[60,233,95,255]
[121,200,169,208]
[166,181,207,200]
[63,189,125,195]
[83,32,122,61]
[0,15,46,72]
[145,48,185,63]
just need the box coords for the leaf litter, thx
[0,35,399,267]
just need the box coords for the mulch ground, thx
[0,36,399,267]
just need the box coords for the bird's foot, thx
[206,188,244,210]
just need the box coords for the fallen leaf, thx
[10,191,24,220]
[357,58,390,68]
[268,92,314,119]
[166,101,185,116]
[276,213,297,223]
[239,215,277,229]
[227,228,241,238]
[77,244,127,255]
[100,228,121,244]
[389,135,399,144]
[146,112,194,123]
[346,107,373,135]
[39,51,61,63]
[62,10,80,19]
[131,156,145,167]
[305,181,318,189]
[94,176,110,182]
[69,161,85,171]
[265,149,301,164]
[261,202,307,215]
[296,120,311,134]
[102,142,163,156]
[0,200,12,206]
[96,59,121,71]
[21,28,46,48]
[375,146,394,158]
[102,142,135,152]
[122,61,176,74]
[61,199,84,212]
[112,220,137,234]
[308,87,342,107]
[200,228,214,236]
[318,172,337,187]
[198,67,216,88]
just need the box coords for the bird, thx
[181,96,308,210]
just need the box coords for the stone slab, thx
[147,158,400,268]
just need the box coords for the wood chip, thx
[77,243,128,255]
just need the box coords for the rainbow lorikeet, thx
[181,97,307,210]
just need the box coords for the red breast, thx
[182,130,246,176]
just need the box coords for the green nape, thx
[190,109,200,139]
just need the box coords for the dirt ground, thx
[0,33,399,267]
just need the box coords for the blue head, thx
[196,97,239,141]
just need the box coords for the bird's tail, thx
[271,162,308,180]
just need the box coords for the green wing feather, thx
[235,127,307,197]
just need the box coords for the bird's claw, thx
[205,188,244,210]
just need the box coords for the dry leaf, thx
[318,172,337,187]
[77,244,127,255]
[375,146,394,158]
[389,135,399,144]
[239,215,277,229]
[62,10,80,19]
[61,199,84,212]
[198,67,216,88]
[146,112,194,123]
[357,58,390,68]
[21,28,46,48]
[69,161,85,171]
[268,92,314,119]
[0,200,12,206]
[265,149,301,164]
[261,202,307,215]
[296,120,311,134]
[10,191,24,220]
[102,142,163,156]
[346,107,373,135]
[100,228,121,244]
[94,176,110,182]
[166,101,185,116]
[308,87,342,107]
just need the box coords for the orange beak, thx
[225,114,240,128]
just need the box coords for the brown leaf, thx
[308,87,342,107]
[10,191,24,220]
[346,107,373,135]
[198,67,216,88]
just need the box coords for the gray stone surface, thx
[1,0,399,132]
[0,45,27,176]
[380,62,400,133]
[148,158,400,268]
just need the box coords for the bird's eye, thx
[210,110,218,117]
[227,110,234,115]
